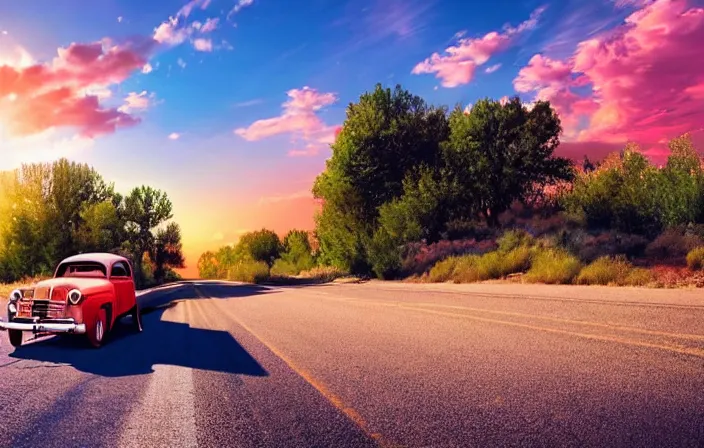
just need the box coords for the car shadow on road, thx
[8,283,272,378]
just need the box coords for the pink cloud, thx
[118,91,154,113]
[235,87,340,157]
[0,40,153,138]
[193,38,213,52]
[412,6,546,87]
[200,18,219,33]
[515,0,704,150]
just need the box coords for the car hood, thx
[32,277,114,296]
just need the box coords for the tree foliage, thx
[0,159,184,287]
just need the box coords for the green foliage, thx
[576,256,633,285]
[497,229,535,253]
[442,98,573,226]
[313,86,573,278]
[427,246,531,284]
[313,84,449,274]
[237,229,282,267]
[524,248,582,284]
[0,160,184,288]
[686,247,704,270]
[427,257,459,283]
[564,135,704,237]
[226,259,270,283]
[279,230,315,274]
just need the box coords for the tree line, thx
[201,83,704,282]
[0,159,185,287]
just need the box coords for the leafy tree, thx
[442,97,573,226]
[279,229,315,273]
[152,222,186,282]
[122,186,174,285]
[197,251,221,279]
[313,83,449,273]
[236,229,282,267]
[76,201,124,253]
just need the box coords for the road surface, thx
[0,280,703,447]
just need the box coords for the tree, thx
[313,83,449,273]
[76,201,124,253]
[442,97,574,226]
[197,251,220,279]
[279,229,315,273]
[236,229,282,267]
[152,222,186,282]
[122,186,174,285]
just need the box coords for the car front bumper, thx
[0,318,86,334]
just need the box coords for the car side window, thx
[111,262,130,278]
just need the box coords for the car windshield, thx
[55,262,107,278]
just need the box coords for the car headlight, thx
[67,289,83,305]
[9,289,22,302]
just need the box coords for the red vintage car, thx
[0,253,143,348]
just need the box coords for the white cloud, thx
[168,132,181,140]
[118,91,154,113]
[142,63,153,74]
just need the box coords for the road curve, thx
[0,280,702,447]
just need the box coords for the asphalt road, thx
[0,280,703,448]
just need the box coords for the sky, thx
[1,0,703,277]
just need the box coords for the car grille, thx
[24,300,66,319]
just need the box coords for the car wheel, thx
[88,308,107,348]
[8,330,22,348]
[131,304,143,333]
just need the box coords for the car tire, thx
[131,304,143,333]
[88,308,107,348]
[8,330,22,348]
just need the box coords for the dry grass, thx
[686,247,704,270]
[299,266,348,282]
[226,260,271,284]
[0,276,49,298]
[524,249,582,284]
[576,256,633,285]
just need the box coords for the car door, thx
[110,261,132,316]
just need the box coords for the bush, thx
[525,248,582,284]
[451,255,482,283]
[686,247,704,270]
[576,256,632,285]
[299,266,348,282]
[497,229,535,252]
[427,257,459,283]
[400,238,497,276]
[271,259,299,277]
[622,268,654,286]
[645,227,704,261]
[227,260,270,283]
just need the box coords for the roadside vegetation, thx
[0,159,185,291]
[200,83,704,288]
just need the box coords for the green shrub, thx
[497,229,534,253]
[576,256,632,285]
[450,255,482,283]
[227,260,270,283]
[271,259,299,277]
[427,257,459,283]
[524,248,582,284]
[622,268,654,286]
[686,247,704,270]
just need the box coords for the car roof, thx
[59,253,130,266]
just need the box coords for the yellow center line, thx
[193,286,401,448]
[370,300,704,359]
[305,292,704,343]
